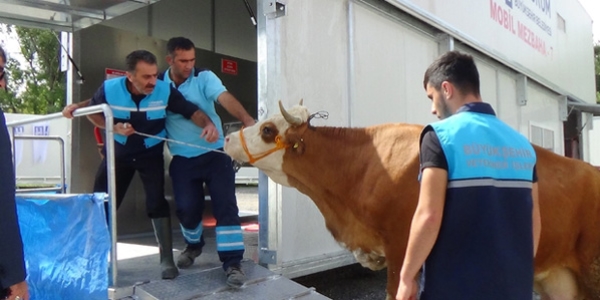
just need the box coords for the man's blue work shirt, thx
[159,68,227,158]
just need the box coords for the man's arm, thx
[66,84,133,136]
[188,110,213,128]
[62,86,106,127]
[397,167,447,300]
[87,114,106,129]
[217,92,255,127]
[167,86,213,126]
[532,181,541,256]
[86,114,134,137]
[62,98,107,129]
[62,99,91,118]
[166,86,218,142]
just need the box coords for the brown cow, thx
[223,101,600,300]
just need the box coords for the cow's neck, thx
[284,126,373,190]
[282,126,379,237]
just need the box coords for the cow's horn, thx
[299,98,303,106]
[279,100,302,125]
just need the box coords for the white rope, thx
[133,131,228,155]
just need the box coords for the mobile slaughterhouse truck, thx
[0,0,596,299]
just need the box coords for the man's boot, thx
[177,223,204,268]
[151,217,179,279]
[177,244,202,268]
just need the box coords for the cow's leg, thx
[580,255,600,299]
[534,267,580,300]
[384,247,405,300]
[385,265,400,300]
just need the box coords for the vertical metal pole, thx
[58,137,66,193]
[347,0,355,127]
[256,0,268,266]
[101,104,118,286]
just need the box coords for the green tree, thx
[0,25,66,114]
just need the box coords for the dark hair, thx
[423,51,480,97]
[125,50,157,72]
[166,37,195,56]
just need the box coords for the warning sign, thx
[105,68,126,80]
[221,59,238,76]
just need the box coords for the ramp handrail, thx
[6,104,119,286]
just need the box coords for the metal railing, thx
[6,104,119,286]
[13,135,66,194]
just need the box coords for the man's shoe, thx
[176,245,202,269]
[226,265,246,288]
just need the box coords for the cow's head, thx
[224,100,310,186]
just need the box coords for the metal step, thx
[132,260,330,300]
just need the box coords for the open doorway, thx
[66,0,261,290]
[563,109,582,159]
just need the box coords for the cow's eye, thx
[259,122,279,143]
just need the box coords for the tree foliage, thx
[0,25,66,114]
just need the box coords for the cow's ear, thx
[285,123,308,155]
[292,139,305,155]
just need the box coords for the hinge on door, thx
[264,1,286,19]
[259,248,277,265]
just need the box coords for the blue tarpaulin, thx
[16,193,110,300]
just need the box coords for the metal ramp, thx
[130,261,330,300]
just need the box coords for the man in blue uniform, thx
[62,50,218,280]
[0,46,30,300]
[159,37,255,287]
[396,51,541,300]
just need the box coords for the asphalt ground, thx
[293,263,388,299]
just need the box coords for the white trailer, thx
[255,0,597,278]
[1,0,597,298]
